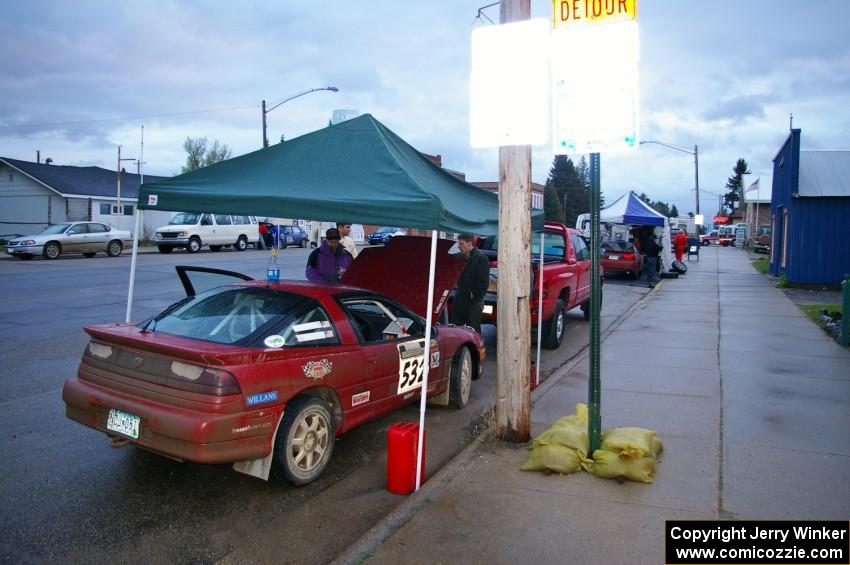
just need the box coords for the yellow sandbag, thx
[601,427,658,459]
[587,449,656,483]
[651,436,663,458]
[520,443,584,475]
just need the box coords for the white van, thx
[154,213,258,253]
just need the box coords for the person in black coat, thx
[452,233,490,333]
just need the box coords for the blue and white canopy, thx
[600,192,666,227]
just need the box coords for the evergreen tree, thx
[723,158,750,214]
[546,155,588,227]
[543,181,564,223]
[670,204,679,217]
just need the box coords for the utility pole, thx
[693,144,700,215]
[496,0,532,442]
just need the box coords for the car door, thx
[337,295,436,418]
[62,223,89,253]
[570,233,592,304]
[175,265,254,296]
[86,223,110,251]
[213,214,234,245]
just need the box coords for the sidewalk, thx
[335,247,850,565]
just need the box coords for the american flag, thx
[746,178,760,192]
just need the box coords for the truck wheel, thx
[235,236,248,251]
[542,299,565,350]
[186,237,202,253]
[276,396,335,486]
[449,347,472,408]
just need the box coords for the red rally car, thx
[62,237,485,485]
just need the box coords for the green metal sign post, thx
[588,152,602,453]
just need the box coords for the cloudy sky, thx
[2,0,849,218]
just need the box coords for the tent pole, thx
[535,231,543,387]
[415,230,438,491]
[125,209,143,323]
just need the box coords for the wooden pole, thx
[496,0,532,443]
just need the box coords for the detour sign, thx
[553,0,637,27]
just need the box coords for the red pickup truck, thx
[478,221,598,349]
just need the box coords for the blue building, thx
[769,129,850,285]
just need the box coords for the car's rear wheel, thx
[276,396,335,486]
[157,245,174,254]
[186,237,202,253]
[106,240,122,257]
[209,245,222,252]
[43,242,60,260]
[83,252,97,258]
[449,347,472,408]
[542,299,566,350]
[235,236,247,251]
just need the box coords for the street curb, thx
[331,281,659,564]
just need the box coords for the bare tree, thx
[181,137,232,173]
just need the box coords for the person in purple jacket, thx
[305,228,353,283]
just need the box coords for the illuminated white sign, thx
[551,20,639,154]
[470,18,550,148]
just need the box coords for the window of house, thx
[100,203,111,215]
[123,205,134,216]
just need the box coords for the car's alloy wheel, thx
[449,347,472,408]
[277,396,335,485]
[106,240,122,257]
[43,242,60,260]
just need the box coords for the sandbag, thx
[586,449,657,483]
[534,404,589,456]
[601,427,659,459]
[520,443,584,475]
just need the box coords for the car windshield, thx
[377,227,398,234]
[169,213,200,225]
[601,241,636,252]
[39,223,73,235]
[146,286,306,345]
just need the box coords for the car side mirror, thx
[567,257,577,265]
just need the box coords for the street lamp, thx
[262,86,339,148]
[639,140,700,215]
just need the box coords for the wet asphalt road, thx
[0,246,647,564]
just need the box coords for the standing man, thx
[306,228,353,283]
[452,233,490,333]
[337,222,359,259]
[640,232,662,288]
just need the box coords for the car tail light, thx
[622,252,636,260]
[168,361,241,396]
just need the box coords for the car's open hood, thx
[341,236,465,319]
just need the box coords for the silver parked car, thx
[5,221,133,260]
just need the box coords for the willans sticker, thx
[303,359,333,380]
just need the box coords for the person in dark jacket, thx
[452,233,490,333]
[640,233,662,287]
[305,228,353,283]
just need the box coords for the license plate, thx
[107,408,140,439]
[608,255,619,260]
[483,305,494,314]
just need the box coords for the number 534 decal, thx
[397,339,429,395]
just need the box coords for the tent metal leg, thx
[415,230,438,491]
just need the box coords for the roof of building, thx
[0,157,166,199]
[798,151,850,197]
[472,181,545,193]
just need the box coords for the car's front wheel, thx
[106,240,122,257]
[449,347,472,408]
[542,299,566,349]
[276,396,335,486]
[186,237,202,253]
[43,242,61,260]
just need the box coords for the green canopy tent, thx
[137,113,542,235]
[127,114,543,487]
